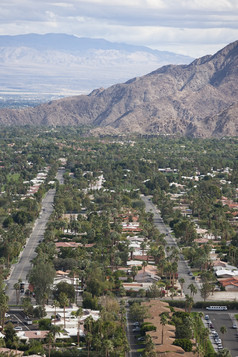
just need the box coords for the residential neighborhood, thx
[0,130,237,356]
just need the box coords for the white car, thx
[5,313,10,318]
[14,326,23,331]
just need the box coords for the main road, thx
[5,169,64,305]
[140,195,201,301]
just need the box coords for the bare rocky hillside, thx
[0,40,237,137]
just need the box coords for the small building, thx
[219,277,238,291]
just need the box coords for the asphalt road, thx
[5,310,37,331]
[6,169,65,305]
[126,303,145,357]
[6,189,56,305]
[140,195,201,301]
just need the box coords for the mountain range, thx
[0,39,237,138]
[0,33,192,96]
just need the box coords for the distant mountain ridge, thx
[0,33,193,96]
[0,33,186,56]
[0,39,237,138]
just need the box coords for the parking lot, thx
[203,311,238,357]
[4,310,37,332]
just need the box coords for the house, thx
[215,269,238,278]
[122,222,142,232]
[219,277,238,291]
[122,282,153,291]
[55,242,95,248]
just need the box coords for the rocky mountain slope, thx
[0,39,237,137]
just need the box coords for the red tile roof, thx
[219,277,238,287]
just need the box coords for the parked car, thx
[204,314,209,320]
[14,326,23,331]
[132,327,141,332]
[25,319,32,325]
[137,337,145,341]
[133,322,140,326]
[5,313,10,318]
[232,323,237,329]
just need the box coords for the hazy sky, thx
[1,0,238,57]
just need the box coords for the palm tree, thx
[73,307,83,347]
[220,325,227,345]
[46,331,54,357]
[59,292,69,329]
[13,282,20,305]
[160,313,168,344]
[131,266,138,281]
[171,261,178,287]
[188,283,197,297]
[179,277,185,296]
[142,261,147,274]
[49,324,61,346]
[201,327,210,356]
[185,294,194,313]
[129,247,134,260]
[52,300,60,323]
[85,332,93,357]
[140,241,147,256]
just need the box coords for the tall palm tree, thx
[13,283,20,305]
[201,327,210,356]
[220,325,227,345]
[171,261,178,287]
[188,283,197,297]
[74,307,83,347]
[140,241,147,256]
[142,261,147,274]
[131,266,138,281]
[178,277,185,296]
[160,313,168,345]
[85,332,93,357]
[59,292,69,329]
[46,331,54,357]
[185,294,194,313]
[49,324,61,344]
[52,300,60,323]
